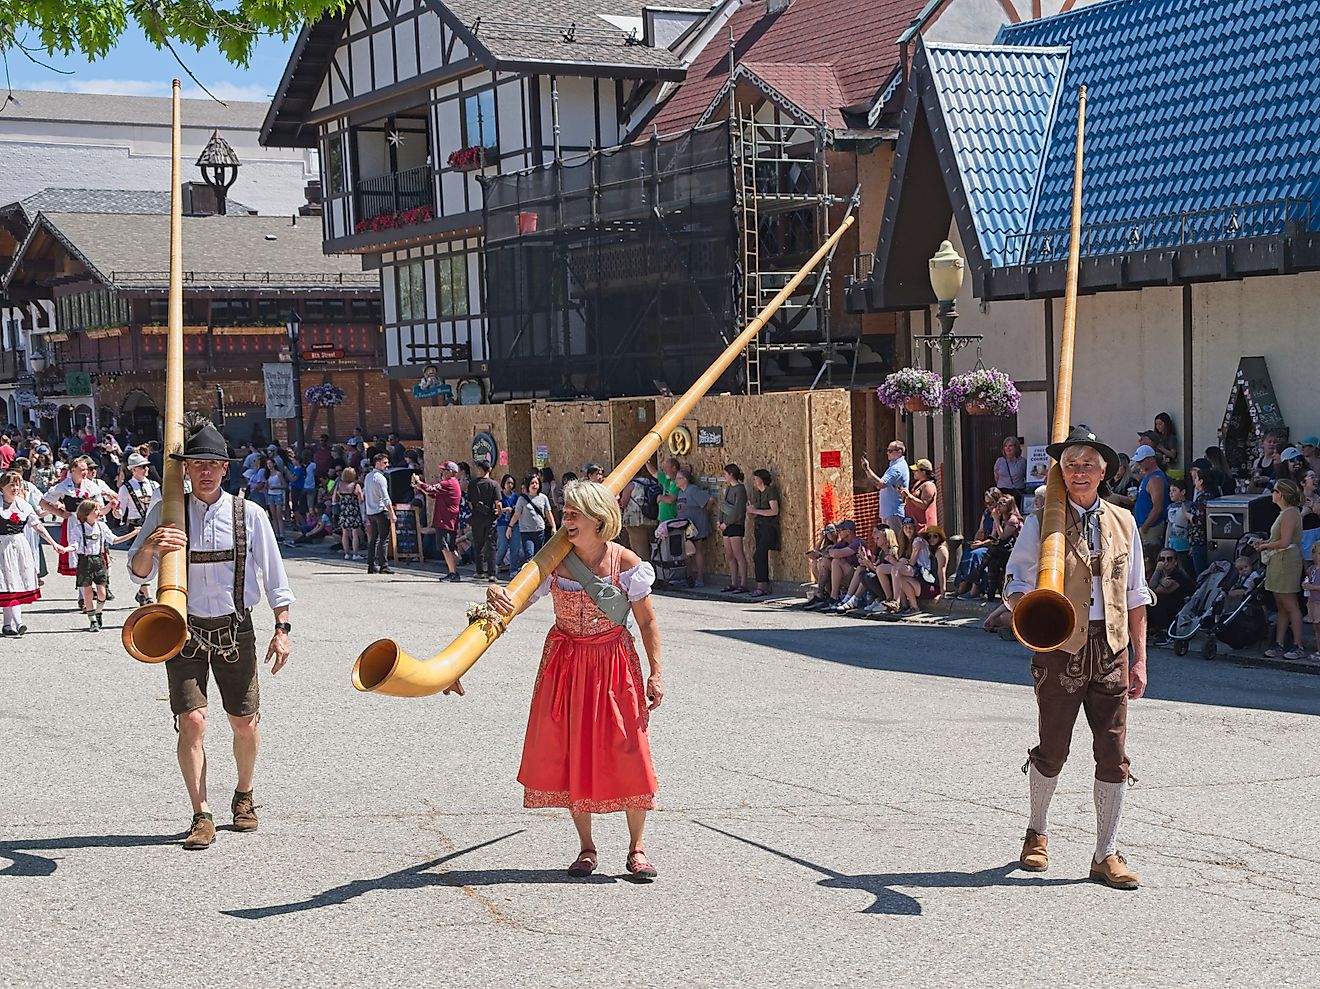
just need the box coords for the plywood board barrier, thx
[653,389,854,585]
[529,400,616,481]
[421,404,531,484]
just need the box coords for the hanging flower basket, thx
[303,383,346,408]
[877,368,943,413]
[447,145,488,171]
[943,368,1021,417]
[354,204,434,235]
[30,401,59,419]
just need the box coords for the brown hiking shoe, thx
[183,813,216,850]
[1019,829,1049,872]
[231,791,259,832]
[1090,853,1140,890]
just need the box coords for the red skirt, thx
[518,624,658,814]
[0,588,39,606]
[57,519,76,576]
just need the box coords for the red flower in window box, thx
[447,145,489,171]
[354,204,434,235]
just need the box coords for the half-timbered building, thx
[262,0,703,396]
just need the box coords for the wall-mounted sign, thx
[820,450,841,469]
[304,346,346,362]
[534,444,549,468]
[667,425,693,457]
[472,430,498,466]
[498,450,509,466]
[65,371,92,397]
[262,362,295,419]
[411,364,452,402]
[697,425,724,448]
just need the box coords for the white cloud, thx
[41,78,271,104]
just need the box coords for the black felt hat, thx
[169,414,238,462]
[1046,425,1121,481]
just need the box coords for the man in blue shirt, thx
[863,440,911,530]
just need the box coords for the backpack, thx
[640,479,662,521]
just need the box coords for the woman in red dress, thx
[486,479,664,880]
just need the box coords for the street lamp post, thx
[929,240,966,535]
[286,309,305,454]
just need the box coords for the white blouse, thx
[527,561,656,606]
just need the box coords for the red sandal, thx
[567,848,598,877]
[626,849,658,880]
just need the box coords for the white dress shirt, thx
[362,469,391,515]
[1005,499,1154,620]
[68,519,113,568]
[117,479,159,522]
[127,492,295,618]
[41,476,107,512]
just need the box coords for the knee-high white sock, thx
[1094,779,1127,862]
[1028,765,1059,834]
[2,605,15,626]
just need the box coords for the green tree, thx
[0,1,346,68]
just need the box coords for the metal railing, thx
[1005,197,1314,264]
[354,165,435,224]
[110,271,378,287]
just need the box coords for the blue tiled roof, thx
[927,0,1320,267]
[925,43,1069,268]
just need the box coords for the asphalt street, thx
[2,551,1319,988]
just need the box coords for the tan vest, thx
[1052,501,1138,656]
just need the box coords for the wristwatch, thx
[274,622,292,634]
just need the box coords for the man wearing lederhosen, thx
[128,417,295,851]
[117,452,160,605]
[1004,426,1153,890]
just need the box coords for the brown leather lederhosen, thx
[177,494,249,663]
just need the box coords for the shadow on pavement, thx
[696,822,1083,915]
[221,830,527,920]
[703,625,1320,717]
[0,833,181,877]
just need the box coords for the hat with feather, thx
[169,412,238,462]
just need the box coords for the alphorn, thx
[352,214,857,696]
[1011,86,1088,653]
[122,80,190,664]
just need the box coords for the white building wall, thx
[0,100,315,215]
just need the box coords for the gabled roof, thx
[4,213,375,292]
[263,0,686,147]
[999,0,1320,257]
[924,42,1068,267]
[739,62,846,130]
[855,0,1320,309]
[642,0,929,136]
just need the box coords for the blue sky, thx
[4,30,296,103]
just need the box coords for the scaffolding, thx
[483,125,737,399]
[482,97,846,399]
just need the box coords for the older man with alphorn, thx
[1004,426,1153,890]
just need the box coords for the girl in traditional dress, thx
[0,471,68,636]
[485,480,664,880]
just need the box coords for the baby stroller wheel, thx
[1202,638,1218,660]
[1173,639,1189,656]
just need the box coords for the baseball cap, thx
[902,516,917,525]
[347,437,358,446]
[1301,436,1320,448]
[912,458,934,472]
[1281,446,1304,462]
[267,443,279,451]
[1131,444,1157,462]
[837,520,856,531]
[442,460,460,471]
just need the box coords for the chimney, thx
[767,0,790,14]
[299,178,324,217]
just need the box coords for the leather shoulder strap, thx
[232,494,247,607]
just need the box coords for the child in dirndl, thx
[68,499,137,631]
[0,471,67,636]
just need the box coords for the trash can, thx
[1206,494,1279,564]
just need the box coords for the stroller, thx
[651,519,691,588]
[1167,533,1267,658]
[1166,561,1232,657]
